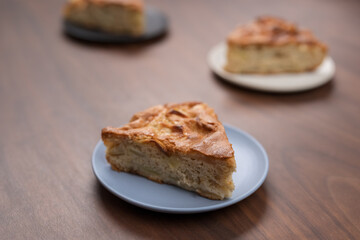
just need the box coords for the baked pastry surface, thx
[64,0,145,36]
[102,102,236,200]
[225,16,328,74]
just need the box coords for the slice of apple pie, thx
[225,16,328,74]
[101,102,236,200]
[64,0,145,36]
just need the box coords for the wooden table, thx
[1,0,359,239]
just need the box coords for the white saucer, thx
[92,124,269,214]
[208,42,335,92]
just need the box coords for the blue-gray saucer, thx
[92,124,269,214]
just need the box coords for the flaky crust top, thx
[227,16,327,50]
[102,102,234,159]
[65,0,143,12]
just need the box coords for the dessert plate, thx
[63,7,167,43]
[92,124,269,214]
[208,42,335,92]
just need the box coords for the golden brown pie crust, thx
[227,16,327,51]
[66,0,144,12]
[102,102,235,161]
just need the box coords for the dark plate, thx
[63,7,168,43]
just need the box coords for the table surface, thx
[1,0,360,239]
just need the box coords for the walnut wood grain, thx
[1,0,360,239]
